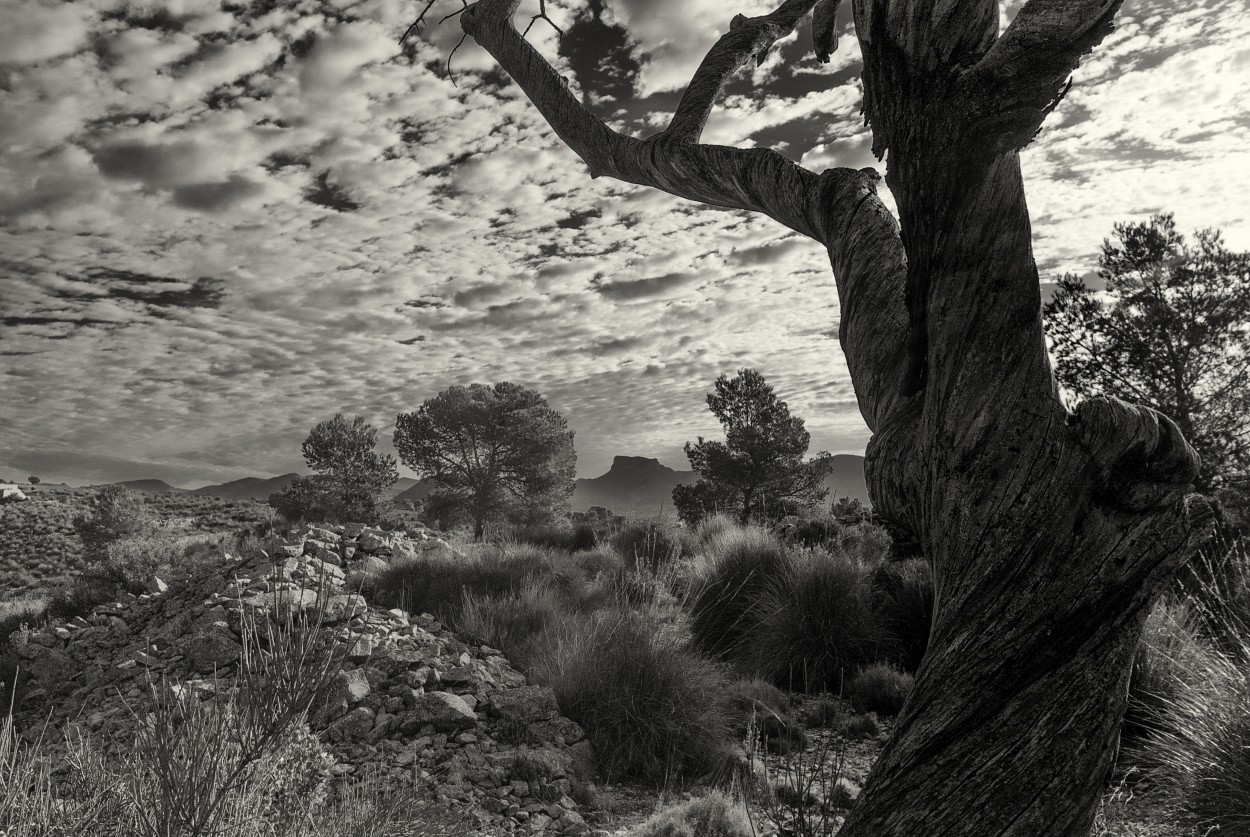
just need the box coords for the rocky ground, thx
[6,522,1192,836]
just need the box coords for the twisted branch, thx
[663,0,820,143]
[965,0,1123,152]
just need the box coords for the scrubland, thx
[1,497,1247,836]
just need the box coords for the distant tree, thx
[73,485,155,562]
[1044,214,1250,491]
[673,369,836,526]
[27,475,39,486]
[394,382,576,539]
[272,414,399,524]
[268,475,339,524]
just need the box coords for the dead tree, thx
[432,0,1214,832]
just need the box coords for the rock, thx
[490,685,560,723]
[348,635,376,662]
[145,576,168,595]
[402,691,477,733]
[343,522,367,538]
[325,594,368,622]
[358,532,387,552]
[182,623,241,671]
[327,707,376,742]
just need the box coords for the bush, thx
[455,583,566,667]
[611,521,684,575]
[870,558,934,672]
[512,523,598,552]
[1123,599,1216,756]
[372,544,551,620]
[73,485,155,563]
[531,609,735,784]
[741,549,886,691]
[1143,619,1250,832]
[848,663,913,716]
[626,791,753,837]
[687,526,789,661]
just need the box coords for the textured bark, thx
[450,1,1214,833]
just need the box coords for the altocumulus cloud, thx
[0,0,1247,484]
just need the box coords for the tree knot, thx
[1070,396,1202,511]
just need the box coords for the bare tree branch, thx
[966,0,1122,152]
[459,0,855,243]
[812,0,844,62]
[664,0,819,143]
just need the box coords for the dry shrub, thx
[687,525,789,661]
[627,790,753,837]
[373,543,551,619]
[530,609,735,784]
[848,663,913,716]
[742,549,885,692]
[870,558,934,672]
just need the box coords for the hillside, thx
[108,479,185,493]
[0,484,273,596]
[392,454,870,516]
[190,474,420,500]
[572,453,869,514]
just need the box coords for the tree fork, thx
[439,0,1214,832]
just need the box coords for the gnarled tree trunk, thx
[440,0,1214,832]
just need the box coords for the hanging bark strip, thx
[434,1,1215,833]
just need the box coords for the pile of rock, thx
[8,525,596,835]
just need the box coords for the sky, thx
[1,0,1248,487]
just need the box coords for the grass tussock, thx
[626,790,754,837]
[1134,536,1250,832]
[742,549,885,692]
[848,663,913,717]
[530,608,735,784]
[687,525,789,662]
[372,543,555,619]
[870,558,933,673]
[611,521,685,575]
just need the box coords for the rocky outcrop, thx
[8,524,595,835]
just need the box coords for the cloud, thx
[0,1,91,65]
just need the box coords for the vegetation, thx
[394,382,576,539]
[848,664,914,717]
[626,791,753,837]
[672,369,835,527]
[73,485,156,563]
[530,608,735,783]
[269,414,398,524]
[1044,214,1250,491]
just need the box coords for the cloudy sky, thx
[1,0,1248,487]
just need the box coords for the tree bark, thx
[447,0,1214,833]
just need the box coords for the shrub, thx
[512,523,598,552]
[611,521,683,575]
[372,544,550,619]
[455,583,566,667]
[73,485,155,563]
[626,791,753,837]
[687,526,789,661]
[1122,599,1216,756]
[725,679,805,755]
[1144,623,1250,833]
[849,663,913,716]
[870,558,934,672]
[741,549,886,691]
[530,609,735,783]
[836,711,881,741]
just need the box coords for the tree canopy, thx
[674,368,835,525]
[271,414,398,523]
[1045,214,1250,491]
[393,382,576,538]
[73,485,155,562]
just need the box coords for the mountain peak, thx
[608,456,675,475]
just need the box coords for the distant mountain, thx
[189,473,301,500]
[189,474,421,500]
[822,454,870,505]
[107,479,186,494]
[573,456,698,514]
[393,479,436,506]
